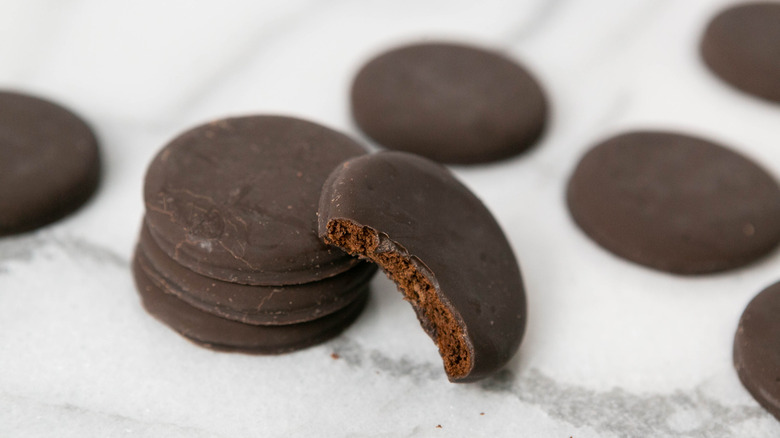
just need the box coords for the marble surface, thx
[1,0,780,436]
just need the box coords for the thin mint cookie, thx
[734,281,780,421]
[318,151,526,382]
[351,42,548,164]
[133,250,369,354]
[0,91,100,236]
[701,2,780,103]
[144,116,367,285]
[567,131,780,274]
[137,223,376,325]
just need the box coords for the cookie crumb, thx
[436,425,442,429]
[331,353,340,360]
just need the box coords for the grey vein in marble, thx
[332,337,776,437]
[503,0,569,43]
[0,391,227,438]
[0,232,127,272]
[481,369,772,437]
[589,91,634,133]
[170,0,320,122]
[0,235,39,267]
[330,338,442,384]
[583,0,673,69]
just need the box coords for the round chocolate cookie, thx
[137,222,377,325]
[350,42,548,164]
[701,2,780,103]
[734,281,780,421]
[567,131,780,274]
[0,91,100,236]
[133,251,369,354]
[144,116,366,285]
[319,151,526,383]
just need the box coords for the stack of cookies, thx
[132,115,377,353]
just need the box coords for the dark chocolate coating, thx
[350,42,548,164]
[133,250,369,354]
[567,131,780,274]
[701,2,780,103]
[138,222,377,325]
[0,91,100,236]
[318,151,526,382]
[734,281,780,421]
[144,116,366,285]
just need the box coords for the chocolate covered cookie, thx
[133,250,369,354]
[701,2,780,103]
[734,281,780,421]
[144,116,367,285]
[319,151,526,382]
[138,223,376,325]
[567,131,780,274]
[351,42,548,164]
[0,91,100,236]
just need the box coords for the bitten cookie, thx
[319,151,526,382]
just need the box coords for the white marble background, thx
[1,0,779,436]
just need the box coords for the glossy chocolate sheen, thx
[351,42,548,164]
[133,251,369,354]
[734,281,780,421]
[144,115,366,285]
[318,151,526,382]
[701,2,780,103]
[0,91,100,236]
[567,131,780,274]
[137,222,377,325]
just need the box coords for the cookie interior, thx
[325,218,472,380]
